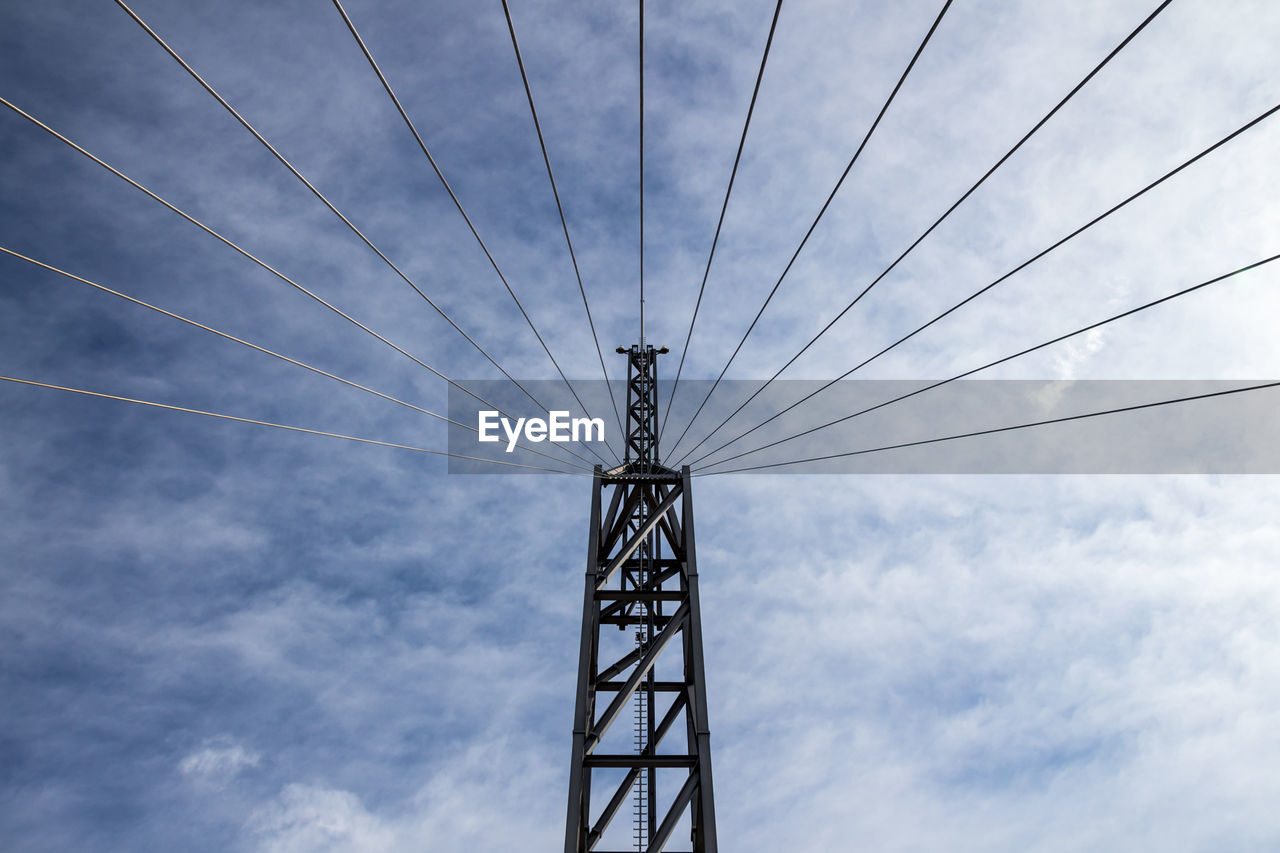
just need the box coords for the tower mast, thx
[565,343,718,852]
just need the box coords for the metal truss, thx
[620,344,663,469]
[565,346,717,853]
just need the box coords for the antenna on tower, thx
[640,294,645,351]
[638,0,645,352]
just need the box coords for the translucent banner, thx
[447,379,1280,474]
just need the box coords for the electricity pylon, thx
[564,344,718,853]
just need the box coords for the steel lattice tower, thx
[565,344,718,853]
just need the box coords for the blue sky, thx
[2,0,1280,850]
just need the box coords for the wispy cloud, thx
[180,736,261,784]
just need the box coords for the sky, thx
[2,0,1279,850]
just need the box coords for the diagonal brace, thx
[588,601,689,751]
[596,485,682,589]
[589,766,641,848]
[648,770,700,853]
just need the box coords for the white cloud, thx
[698,475,1280,850]
[179,737,261,784]
[242,737,563,852]
[247,784,396,853]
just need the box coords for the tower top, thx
[614,344,671,475]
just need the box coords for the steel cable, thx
[697,380,1280,475]
[331,0,621,465]
[688,98,1280,469]
[673,0,1175,467]
[639,0,646,349]
[658,0,785,447]
[0,95,598,469]
[0,376,587,475]
[665,0,955,463]
[114,0,613,468]
[500,0,627,448]
[1,246,594,472]
[694,251,1280,472]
